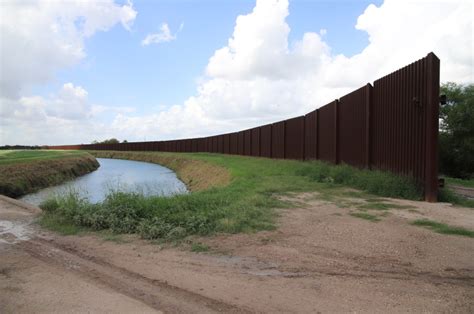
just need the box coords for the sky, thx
[0,0,473,145]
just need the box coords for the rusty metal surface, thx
[48,53,440,201]
[338,85,369,168]
[244,130,252,156]
[285,116,305,160]
[271,121,285,159]
[230,133,239,155]
[223,134,230,154]
[251,127,260,157]
[237,131,244,155]
[260,124,272,158]
[304,110,317,160]
[217,135,224,154]
[317,101,337,163]
[371,53,439,200]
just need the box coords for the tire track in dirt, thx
[290,247,474,287]
[19,237,250,314]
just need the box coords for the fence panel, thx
[271,121,285,159]
[230,133,239,154]
[318,101,337,163]
[222,134,229,154]
[338,85,370,168]
[372,53,439,200]
[251,127,260,157]
[260,124,272,158]
[185,139,192,152]
[238,131,245,155]
[244,130,252,156]
[285,116,305,160]
[304,110,317,160]
[217,135,224,153]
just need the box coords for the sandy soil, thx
[1,193,473,313]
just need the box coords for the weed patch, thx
[349,212,380,222]
[438,188,474,208]
[191,242,210,252]
[358,202,415,211]
[412,219,474,237]
[296,162,422,200]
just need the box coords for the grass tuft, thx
[412,219,474,237]
[349,212,380,222]
[438,188,474,208]
[191,242,210,252]
[357,202,415,211]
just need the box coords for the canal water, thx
[20,158,187,206]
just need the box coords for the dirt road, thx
[1,194,473,313]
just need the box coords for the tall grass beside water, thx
[40,152,424,240]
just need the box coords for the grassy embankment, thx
[0,150,99,198]
[40,150,434,239]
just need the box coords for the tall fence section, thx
[50,53,440,201]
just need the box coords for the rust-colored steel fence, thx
[49,53,440,201]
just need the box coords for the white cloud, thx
[0,0,137,98]
[141,22,184,46]
[1,0,473,145]
[114,0,472,142]
[0,0,137,145]
[0,83,134,145]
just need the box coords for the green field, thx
[0,150,89,165]
[0,150,99,197]
[40,150,425,240]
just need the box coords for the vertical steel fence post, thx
[424,52,440,202]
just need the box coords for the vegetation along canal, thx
[20,158,187,205]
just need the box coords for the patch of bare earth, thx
[1,193,473,313]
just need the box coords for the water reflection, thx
[20,158,187,206]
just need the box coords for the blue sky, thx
[33,0,381,118]
[1,0,472,145]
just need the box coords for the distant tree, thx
[122,140,128,143]
[103,138,120,144]
[439,82,474,179]
[91,138,120,144]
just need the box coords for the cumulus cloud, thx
[141,23,184,46]
[0,0,136,145]
[113,0,472,142]
[0,0,137,98]
[1,83,133,145]
[1,0,473,145]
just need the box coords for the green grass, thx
[438,188,474,208]
[357,202,415,211]
[38,212,88,235]
[191,242,210,252]
[0,150,99,198]
[0,150,88,165]
[39,151,423,241]
[349,212,381,222]
[445,177,474,188]
[412,219,474,237]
